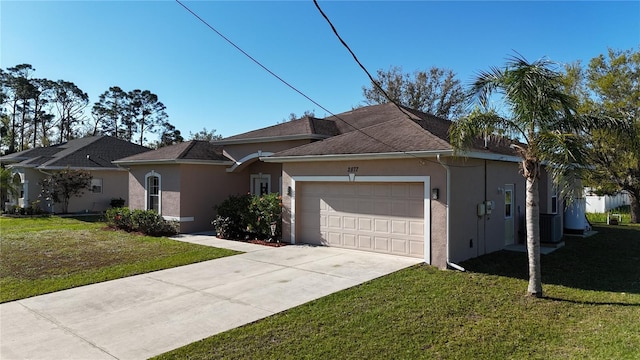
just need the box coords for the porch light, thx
[431,188,439,200]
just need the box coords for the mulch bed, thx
[246,239,287,247]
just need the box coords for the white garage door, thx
[297,182,425,258]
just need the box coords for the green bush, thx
[250,193,282,240]
[105,208,178,236]
[6,201,47,216]
[213,193,282,240]
[213,194,253,239]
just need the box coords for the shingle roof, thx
[1,136,150,169]
[270,103,519,158]
[115,140,229,163]
[220,116,338,142]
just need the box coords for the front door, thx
[504,184,515,245]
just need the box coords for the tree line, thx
[0,64,185,154]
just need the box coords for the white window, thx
[505,188,513,218]
[91,178,103,193]
[145,172,161,213]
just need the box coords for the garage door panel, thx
[343,216,357,230]
[391,238,407,254]
[328,215,341,229]
[409,221,424,235]
[391,220,407,235]
[374,237,390,251]
[358,217,372,231]
[358,235,372,249]
[374,201,391,215]
[374,183,392,197]
[374,219,389,232]
[297,182,425,258]
[343,233,356,247]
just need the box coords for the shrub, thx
[212,216,236,240]
[213,194,253,239]
[105,207,133,231]
[250,193,282,240]
[105,208,178,236]
[213,193,282,240]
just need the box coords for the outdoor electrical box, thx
[477,203,486,216]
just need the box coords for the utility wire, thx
[312,0,418,122]
[175,0,427,160]
[175,1,487,168]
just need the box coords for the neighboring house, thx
[1,136,149,213]
[117,103,559,268]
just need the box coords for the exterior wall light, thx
[432,188,439,200]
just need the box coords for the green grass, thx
[156,224,640,360]
[0,216,240,303]
[587,205,632,224]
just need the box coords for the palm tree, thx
[450,55,616,297]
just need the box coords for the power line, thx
[175,0,470,167]
[312,0,418,122]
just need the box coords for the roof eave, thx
[113,159,234,166]
[261,150,455,163]
[11,165,129,171]
[457,151,522,163]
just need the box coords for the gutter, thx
[262,150,455,163]
[436,154,466,272]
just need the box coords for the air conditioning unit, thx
[540,213,562,243]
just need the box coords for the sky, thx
[2,0,639,141]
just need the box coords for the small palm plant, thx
[450,54,623,297]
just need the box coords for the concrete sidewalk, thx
[0,235,422,360]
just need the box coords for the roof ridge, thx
[177,140,198,159]
[40,136,103,167]
[307,116,316,134]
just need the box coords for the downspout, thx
[437,154,466,272]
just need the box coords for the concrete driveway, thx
[0,235,422,360]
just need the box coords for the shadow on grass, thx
[62,214,105,223]
[543,296,640,307]
[461,225,640,295]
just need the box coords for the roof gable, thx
[218,116,338,144]
[115,140,229,164]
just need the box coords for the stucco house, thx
[117,103,561,268]
[113,117,337,233]
[1,136,149,213]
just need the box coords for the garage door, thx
[297,182,425,258]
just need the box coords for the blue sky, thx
[2,1,639,140]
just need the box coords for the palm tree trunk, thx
[526,174,543,297]
[628,188,639,224]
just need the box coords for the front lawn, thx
[156,224,640,359]
[0,216,240,303]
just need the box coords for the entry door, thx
[504,184,515,245]
[251,174,271,196]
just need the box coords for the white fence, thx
[584,189,631,213]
